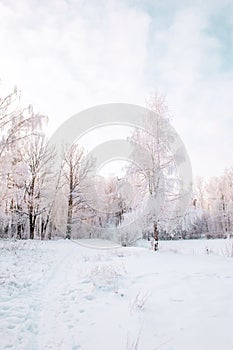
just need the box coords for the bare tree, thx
[0,85,47,238]
[18,135,55,239]
[0,86,46,158]
[62,144,95,239]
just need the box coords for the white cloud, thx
[0,0,232,178]
[0,0,151,127]
[146,5,233,178]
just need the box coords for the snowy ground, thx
[1,238,233,350]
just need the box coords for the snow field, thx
[0,238,233,350]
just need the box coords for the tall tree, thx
[18,135,55,239]
[62,144,94,239]
[128,93,183,250]
[0,85,46,238]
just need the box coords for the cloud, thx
[0,0,151,125]
[144,3,233,178]
[0,0,232,178]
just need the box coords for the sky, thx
[0,0,233,179]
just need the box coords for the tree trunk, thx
[47,221,53,240]
[41,219,45,240]
[66,168,74,239]
[153,222,159,251]
[17,223,22,239]
[66,193,73,239]
[29,211,35,239]
[39,214,49,240]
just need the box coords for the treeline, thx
[1,86,232,242]
[0,87,96,239]
[0,86,134,240]
[183,172,233,240]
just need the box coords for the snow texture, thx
[1,238,233,350]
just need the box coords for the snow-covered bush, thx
[89,262,126,292]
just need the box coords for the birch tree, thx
[128,93,183,249]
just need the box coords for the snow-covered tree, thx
[191,170,233,239]
[62,144,95,239]
[0,86,45,159]
[18,135,55,239]
[0,85,47,238]
[127,93,184,249]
